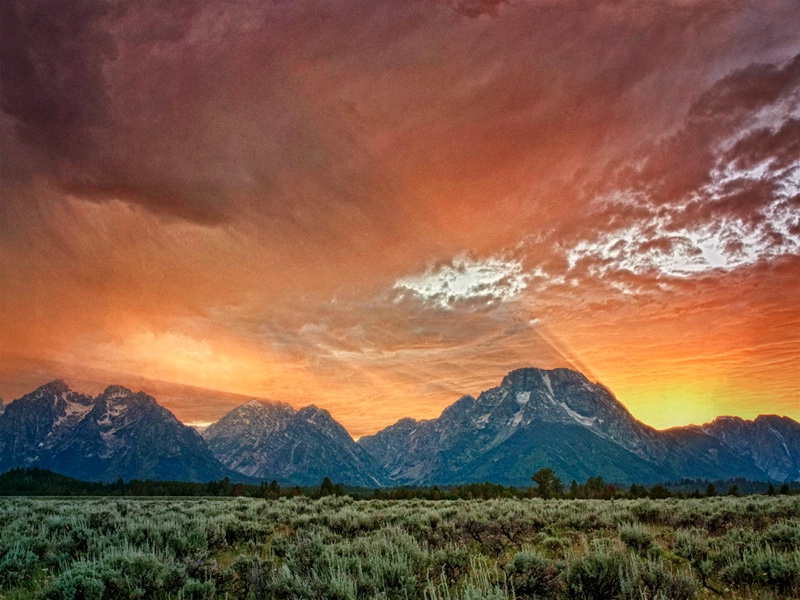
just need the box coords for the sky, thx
[0,0,798,438]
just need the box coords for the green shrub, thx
[1,492,796,600]
[178,579,215,599]
[430,543,471,586]
[618,522,654,553]
[719,545,800,596]
[621,555,696,600]
[564,546,624,600]
[0,542,40,589]
[35,563,105,600]
[763,520,800,551]
[630,502,662,524]
[504,550,562,599]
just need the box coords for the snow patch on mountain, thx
[54,400,93,426]
[766,424,791,457]
[475,413,491,426]
[541,373,554,397]
[560,401,598,428]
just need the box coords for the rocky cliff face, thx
[0,380,94,471]
[202,399,384,487]
[359,367,790,485]
[0,381,227,482]
[700,415,800,482]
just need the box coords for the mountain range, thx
[0,367,797,486]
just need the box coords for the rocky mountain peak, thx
[12,380,93,410]
[700,413,800,482]
[755,414,789,425]
[208,398,295,432]
[2,370,798,486]
[243,398,293,410]
[7,380,95,417]
[101,384,134,398]
[98,385,157,405]
[203,397,383,486]
[296,405,356,444]
[40,379,72,396]
[710,415,745,426]
[500,367,547,389]
[0,381,226,482]
[499,367,589,391]
[92,387,160,421]
[440,394,476,418]
[297,405,325,421]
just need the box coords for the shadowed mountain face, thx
[201,399,384,487]
[0,381,227,482]
[700,415,800,482]
[0,369,797,486]
[358,367,793,486]
[0,380,95,471]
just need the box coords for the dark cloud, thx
[689,53,800,121]
[5,0,794,231]
[610,52,800,205]
[727,117,800,172]
[450,0,510,19]
[0,0,117,159]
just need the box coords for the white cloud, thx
[393,254,529,309]
[567,159,800,281]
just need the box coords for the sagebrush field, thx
[0,495,798,599]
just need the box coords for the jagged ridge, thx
[358,367,798,485]
[0,381,227,482]
[202,399,384,487]
[1,369,798,486]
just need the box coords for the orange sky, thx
[1,0,798,438]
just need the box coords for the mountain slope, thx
[700,415,800,482]
[0,380,94,472]
[359,367,672,485]
[51,385,227,482]
[0,381,228,482]
[359,367,787,485]
[202,399,384,487]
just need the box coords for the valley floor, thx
[0,495,798,599]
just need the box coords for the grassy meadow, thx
[0,495,798,599]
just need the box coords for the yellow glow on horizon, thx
[614,381,726,429]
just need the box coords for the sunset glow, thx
[1,0,798,438]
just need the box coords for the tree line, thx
[0,467,795,499]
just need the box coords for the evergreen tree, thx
[531,468,563,499]
[570,479,579,499]
[319,476,335,497]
